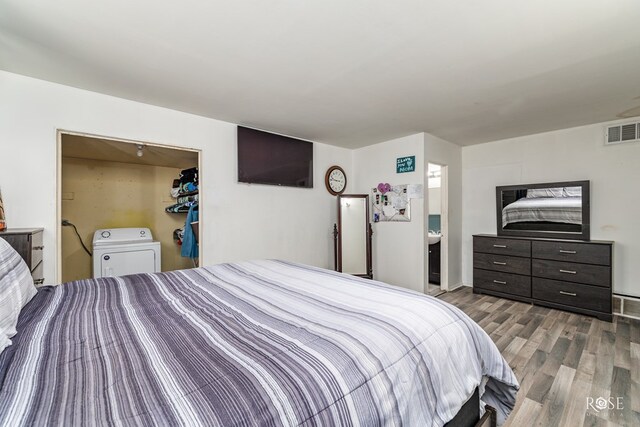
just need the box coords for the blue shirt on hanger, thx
[181,204,199,259]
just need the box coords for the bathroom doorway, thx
[427,163,446,296]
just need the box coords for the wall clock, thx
[325,166,347,195]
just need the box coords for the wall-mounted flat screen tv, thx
[237,126,313,188]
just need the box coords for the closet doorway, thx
[426,163,446,296]
[56,131,201,284]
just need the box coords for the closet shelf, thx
[167,167,198,216]
[177,190,199,197]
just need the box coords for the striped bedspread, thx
[0,260,518,426]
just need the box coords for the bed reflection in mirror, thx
[496,180,590,240]
[501,186,582,232]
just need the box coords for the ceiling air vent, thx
[605,121,640,145]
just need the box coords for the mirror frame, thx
[336,194,373,279]
[496,180,590,241]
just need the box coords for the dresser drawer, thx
[474,269,531,297]
[532,241,611,265]
[533,278,611,313]
[474,252,531,275]
[473,236,531,257]
[532,259,610,287]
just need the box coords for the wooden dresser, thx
[473,234,613,321]
[0,228,44,285]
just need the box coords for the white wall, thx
[0,71,352,284]
[461,119,640,297]
[352,134,425,292]
[425,134,463,290]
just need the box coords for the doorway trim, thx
[426,162,449,293]
[439,164,449,292]
[55,129,203,284]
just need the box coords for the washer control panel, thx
[92,228,153,246]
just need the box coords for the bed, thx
[502,196,582,227]
[0,254,518,426]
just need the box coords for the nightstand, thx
[0,228,44,285]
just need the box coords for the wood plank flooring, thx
[438,287,640,427]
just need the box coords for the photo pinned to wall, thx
[371,183,411,222]
[0,187,6,231]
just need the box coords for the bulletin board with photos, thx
[0,188,6,231]
[371,184,411,222]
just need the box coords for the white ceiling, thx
[2,0,640,148]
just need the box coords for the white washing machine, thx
[92,227,161,279]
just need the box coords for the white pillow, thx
[0,333,10,355]
[526,187,564,198]
[564,186,582,197]
[0,238,37,348]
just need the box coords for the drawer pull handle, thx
[559,269,577,274]
[493,261,507,265]
[559,250,577,254]
[493,244,507,248]
[559,291,577,297]
[493,280,507,285]
[33,246,44,251]
[34,279,44,285]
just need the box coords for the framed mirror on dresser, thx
[496,180,590,240]
[474,180,614,321]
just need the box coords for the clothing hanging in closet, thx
[181,203,199,259]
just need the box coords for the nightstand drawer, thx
[473,236,530,257]
[31,261,44,285]
[474,269,531,297]
[30,231,43,271]
[533,278,611,313]
[532,241,610,265]
[474,252,531,275]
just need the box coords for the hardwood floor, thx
[438,287,640,427]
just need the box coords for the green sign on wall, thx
[396,156,415,173]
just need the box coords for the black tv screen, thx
[237,126,313,188]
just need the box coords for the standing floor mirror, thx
[334,194,373,279]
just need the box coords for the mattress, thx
[502,196,582,226]
[0,260,518,426]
